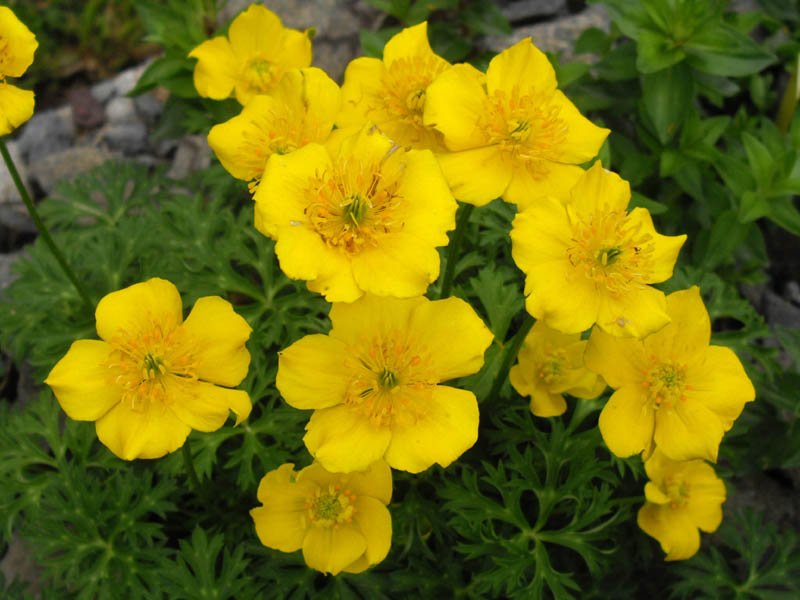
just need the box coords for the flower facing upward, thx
[637,450,725,561]
[0,7,37,135]
[254,125,457,302]
[276,295,494,473]
[337,22,450,151]
[208,67,340,192]
[509,321,606,417]
[188,4,312,105]
[511,162,686,338]
[584,287,756,462]
[46,278,252,460]
[251,460,392,575]
[423,38,609,206]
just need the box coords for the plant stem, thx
[439,203,474,299]
[182,443,201,491]
[0,139,93,312]
[487,313,535,403]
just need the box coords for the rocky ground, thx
[0,0,798,594]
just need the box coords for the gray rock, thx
[314,37,360,82]
[764,288,800,329]
[487,4,610,60]
[134,93,164,126]
[91,63,148,103]
[102,122,149,154]
[0,141,34,233]
[168,135,212,180]
[106,96,139,126]
[16,106,75,164]
[786,281,800,306]
[28,146,112,195]
[503,0,566,23]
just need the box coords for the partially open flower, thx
[0,6,38,135]
[251,460,392,575]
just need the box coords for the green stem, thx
[182,443,201,491]
[0,139,93,312]
[487,313,535,403]
[439,203,475,299]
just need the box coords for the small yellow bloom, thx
[188,4,312,105]
[509,321,605,417]
[637,450,725,561]
[338,22,449,151]
[45,278,252,460]
[254,125,457,302]
[585,287,756,462]
[0,7,38,135]
[209,67,340,191]
[423,38,609,206]
[511,162,686,337]
[251,460,392,575]
[277,294,494,473]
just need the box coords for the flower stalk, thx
[439,203,474,299]
[487,313,536,404]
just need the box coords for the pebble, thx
[0,141,34,233]
[502,0,567,22]
[102,122,149,154]
[106,96,139,125]
[28,146,112,195]
[16,106,75,164]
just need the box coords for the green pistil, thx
[599,247,622,266]
[345,194,368,225]
[378,368,398,389]
[144,353,163,377]
[314,495,342,520]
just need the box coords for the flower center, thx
[663,476,691,508]
[381,56,448,127]
[307,485,356,527]
[304,158,404,255]
[566,209,654,295]
[538,350,566,385]
[104,323,197,411]
[344,333,434,427]
[243,54,281,95]
[643,362,687,409]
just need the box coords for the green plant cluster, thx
[1,0,800,598]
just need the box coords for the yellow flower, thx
[208,67,340,191]
[254,125,457,302]
[511,162,686,337]
[188,4,312,105]
[338,22,449,151]
[423,38,609,206]
[251,460,392,575]
[637,450,725,561]
[584,287,756,462]
[0,7,38,136]
[509,321,606,417]
[276,295,494,473]
[45,278,252,460]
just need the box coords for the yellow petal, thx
[686,345,755,429]
[626,208,686,283]
[277,334,350,410]
[644,287,709,363]
[95,278,183,343]
[599,385,655,457]
[524,264,601,334]
[188,37,237,100]
[406,296,494,381]
[637,503,701,561]
[329,295,425,346]
[351,232,440,297]
[553,91,610,163]
[95,399,191,460]
[529,390,567,418]
[584,327,648,388]
[597,285,671,339]
[486,38,556,95]
[644,482,671,505]
[0,83,34,136]
[344,460,393,505]
[279,29,313,68]
[436,146,513,206]
[423,63,488,151]
[227,4,283,57]
[654,399,725,462]
[45,340,120,421]
[567,162,630,214]
[504,161,584,207]
[302,525,367,575]
[290,67,341,129]
[384,385,479,473]
[164,376,251,431]
[0,7,38,77]
[384,22,433,64]
[338,57,386,128]
[181,296,251,387]
[251,463,312,552]
[511,195,572,267]
[304,405,392,473]
[352,496,392,566]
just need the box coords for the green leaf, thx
[685,24,776,77]
[359,27,400,58]
[129,55,192,96]
[703,210,751,269]
[641,62,695,143]
[637,29,686,73]
[741,131,776,188]
[574,27,612,55]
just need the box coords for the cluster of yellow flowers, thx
[4,1,752,572]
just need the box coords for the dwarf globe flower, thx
[254,125,457,302]
[423,38,609,206]
[338,22,450,151]
[637,450,726,561]
[511,162,686,338]
[584,286,755,462]
[45,278,252,460]
[208,67,340,192]
[251,460,392,575]
[188,4,312,105]
[509,321,606,417]
[276,294,494,474]
[0,7,38,136]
